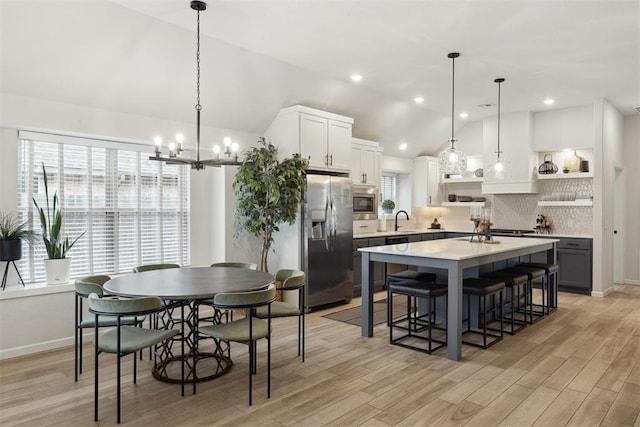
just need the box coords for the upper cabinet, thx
[265,105,353,173]
[351,138,381,186]
[533,105,594,151]
[412,156,441,207]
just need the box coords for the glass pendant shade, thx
[439,52,467,176]
[486,155,511,180]
[485,77,510,180]
[438,142,468,175]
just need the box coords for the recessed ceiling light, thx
[459,112,469,118]
[544,98,555,105]
[414,96,424,104]
[399,143,408,150]
[350,74,363,82]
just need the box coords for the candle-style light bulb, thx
[175,133,184,153]
[213,145,220,159]
[223,137,232,147]
[168,142,176,157]
[154,136,162,157]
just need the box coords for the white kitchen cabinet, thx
[265,105,353,173]
[351,138,380,186]
[412,156,441,207]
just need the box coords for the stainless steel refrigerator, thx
[303,173,353,309]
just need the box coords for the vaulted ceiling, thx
[2,1,638,158]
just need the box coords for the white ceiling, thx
[2,0,638,158]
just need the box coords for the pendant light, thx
[438,52,468,176]
[486,78,511,179]
[149,1,242,170]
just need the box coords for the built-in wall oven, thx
[352,186,378,220]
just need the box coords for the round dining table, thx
[103,266,274,392]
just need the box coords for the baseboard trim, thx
[591,287,614,298]
[624,279,639,285]
[0,336,74,360]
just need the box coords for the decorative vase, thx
[0,239,22,261]
[44,258,71,285]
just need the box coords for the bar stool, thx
[518,262,559,314]
[388,280,447,354]
[386,270,437,325]
[501,265,547,323]
[462,278,505,349]
[480,271,529,335]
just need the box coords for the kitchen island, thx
[359,236,558,361]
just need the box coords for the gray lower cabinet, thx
[353,237,386,297]
[557,238,592,294]
[524,236,593,295]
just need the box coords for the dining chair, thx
[198,261,258,326]
[132,263,180,273]
[255,269,306,361]
[196,284,276,405]
[89,293,179,424]
[209,261,258,270]
[133,263,182,332]
[74,275,144,382]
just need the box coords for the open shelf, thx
[537,171,593,180]
[441,201,486,207]
[537,200,593,207]
[442,177,483,183]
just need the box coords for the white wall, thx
[622,115,640,284]
[592,99,625,295]
[533,105,595,150]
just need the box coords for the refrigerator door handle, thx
[330,198,337,251]
[324,197,331,252]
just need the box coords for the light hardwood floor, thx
[1,285,639,426]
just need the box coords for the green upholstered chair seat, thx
[97,325,178,354]
[199,317,269,342]
[255,301,301,318]
[80,315,145,328]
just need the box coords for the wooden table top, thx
[103,267,274,300]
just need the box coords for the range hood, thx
[480,112,539,194]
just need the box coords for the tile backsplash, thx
[413,178,593,236]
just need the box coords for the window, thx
[379,173,397,215]
[17,133,190,283]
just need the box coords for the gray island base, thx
[359,236,558,361]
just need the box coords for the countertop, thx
[358,236,560,261]
[353,229,593,240]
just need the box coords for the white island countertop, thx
[359,236,559,261]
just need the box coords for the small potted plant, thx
[0,212,37,289]
[381,199,395,214]
[33,163,85,285]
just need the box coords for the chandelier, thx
[149,0,242,170]
[438,52,468,176]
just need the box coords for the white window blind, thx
[17,136,190,283]
[379,173,397,215]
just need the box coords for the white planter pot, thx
[44,258,71,285]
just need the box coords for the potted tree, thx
[33,163,85,285]
[0,211,37,289]
[381,199,395,214]
[233,137,309,272]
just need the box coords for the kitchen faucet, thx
[395,210,409,231]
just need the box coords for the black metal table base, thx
[152,300,232,386]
